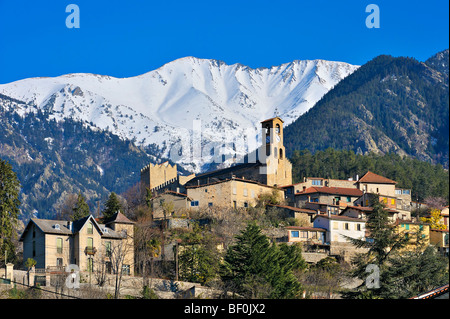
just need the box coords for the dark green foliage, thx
[221,223,306,299]
[0,106,153,220]
[0,158,21,264]
[178,223,220,285]
[72,192,90,221]
[102,192,122,218]
[289,148,449,203]
[343,198,448,299]
[284,53,449,168]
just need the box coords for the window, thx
[208,202,213,207]
[87,258,94,272]
[280,148,283,159]
[344,223,350,230]
[32,241,36,257]
[301,231,308,238]
[122,265,130,275]
[243,202,249,208]
[251,190,255,198]
[232,187,237,195]
[332,222,339,230]
[56,237,63,254]
[311,179,322,186]
[56,258,63,267]
[291,231,299,238]
[233,201,237,209]
[106,262,112,274]
[405,224,410,230]
[395,189,402,195]
[403,189,410,195]
[190,201,199,207]
[356,224,361,231]
[87,237,93,248]
[87,222,93,234]
[105,241,111,257]
[243,188,248,197]
[347,196,351,203]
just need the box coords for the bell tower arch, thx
[259,117,291,187]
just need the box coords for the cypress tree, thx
[0,158,21,264]
[72,192,90,221]
[102,192,122,219]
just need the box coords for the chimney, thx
[67,221,73,232]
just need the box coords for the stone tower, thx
[259,117,292,187]
[140,161,178,191]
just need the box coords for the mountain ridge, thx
[284,50,449,168]
[0,56,359,173]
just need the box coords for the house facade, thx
[312,214,367,260]
[20,212,135,275]
[186,178,284,210]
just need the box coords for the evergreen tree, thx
[343,197,448,299]
[72,192,90,221]
[0,158,21,264]
[221,223,306,299]
[102,192,122,219]
[178,223,220,285]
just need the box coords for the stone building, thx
[143,117,293,213]
[19,212,135,275]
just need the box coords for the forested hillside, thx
[0,106,156,220]
[284,50,449,168]
[290,148,449,203]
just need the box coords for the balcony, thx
[84,246,97,255]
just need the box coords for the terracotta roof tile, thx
[295,186,363,197]
[358,171,397,184]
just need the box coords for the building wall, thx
[152,193,190,219]
[76,221,103,272]
[295,193,360,209]
[44,233,72,268]
[396,222,430,251]
[140,161,178,191]
[357,182,396,197]
[187,179,284,210]
[22,224,46,269]
[355,193,398,210]
[107,222,135,275]
[313,216,365,244]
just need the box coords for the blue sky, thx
[0,0,448,84]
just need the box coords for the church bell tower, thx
[259,117,292,187]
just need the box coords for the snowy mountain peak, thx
[0,57,359,172]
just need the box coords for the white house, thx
[312,214,366,259]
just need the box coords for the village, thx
[1,117,449,299]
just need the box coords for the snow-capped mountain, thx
[0,57,358,172]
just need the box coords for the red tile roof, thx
[267,204,316,214]
[285,226,326,232]
[295,186,363,197]
[313,214,363,222]
[342,205,399,214]
[358,171,397,184]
